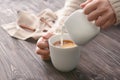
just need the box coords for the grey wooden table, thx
[0,0,120,80]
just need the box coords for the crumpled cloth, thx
[1,8,60,40]
[1,0,82,40]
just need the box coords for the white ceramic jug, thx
[64,9,100,45]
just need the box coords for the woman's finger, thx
[80,0,92,8]
[41,55,50,60]
[42,32,54,39]
[84,0,97,15]
[87,7,107,21]
[36,47,50,55]
[37,39,49,49]
[36,32,53,48]
[95,9,116,27]
[101,18,116,29]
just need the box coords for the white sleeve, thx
[53,0,86,33]
[109,0,120,24]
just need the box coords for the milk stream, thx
[60,26,64,47]
[53,22,65,47]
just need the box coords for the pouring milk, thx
[63,9,100,46]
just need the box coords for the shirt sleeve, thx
[109,0,120,24]
[53,0,86,33]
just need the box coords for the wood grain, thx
[0,0,120,80]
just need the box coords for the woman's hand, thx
[36,32,53,60]
[80,0,116,29]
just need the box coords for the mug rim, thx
[48,34,78,50]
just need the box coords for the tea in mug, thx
[53,40,77,48]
